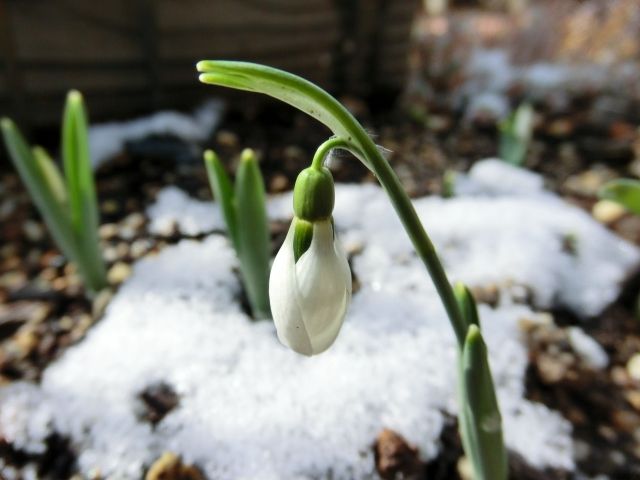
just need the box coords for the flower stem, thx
[342,139,467,346]
[311,137,351,170]
[311,135,466,345]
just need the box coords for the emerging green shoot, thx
[455,284,507,480]
[62,91,107,292]
[499,102,534,166]
[204,149,271,319]
[599,179,640,216]
[460,325,508,480]
[1,91,107,294]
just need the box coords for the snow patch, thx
[2,161,637,479]
[89,99,224,168]
[462,48,640,118]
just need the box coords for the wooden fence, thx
[0,0,418,128]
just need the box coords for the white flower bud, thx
[269,218,351,356]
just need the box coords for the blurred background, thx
[2,1,640,478]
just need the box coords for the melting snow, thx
[1,161,636,479]
[89,99,224,169]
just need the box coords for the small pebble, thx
[216,130,239,148]
[51,277,68,292]
[130,239,153,259]
[457,456,473,480]
[103,246,120,263]
[101,199,119,214]
[99,223,120,240]
[270,174,289,192]
[547,118,574,137]
[612,409,640,433]
[108,262,132,285]
[0,271,27,291]
[564,168,616,196]
[611,365,631,386]
[22,220,45,242]
[13,325,39,359]
[626,391,640,411]
[119,226,136,241]
[70,314,94,342]
[0,199,16,220]
[573,439,590,461]
[145,452,204,480]
[58,316,74,331]
[627,353,640,381]
[116,242,130,259]
[124,212,146,231]
[592,199,626,224]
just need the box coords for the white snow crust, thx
[89,100,224,168]
[462,48,640,119]
[1,160,637,479]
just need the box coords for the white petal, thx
[295,219,351,354]
[269,221,313,355]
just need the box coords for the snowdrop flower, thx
[269,165,352,355]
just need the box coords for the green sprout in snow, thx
[197,61,507,479]
[204,148,271,319]
[599,178,640,216]
[1,91,107,294]
[499,102,534,166]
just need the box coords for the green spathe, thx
[293,166,335,221]
[293,217,314,263]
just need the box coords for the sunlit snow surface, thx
[1,161,637,479]
[89,99,224,169]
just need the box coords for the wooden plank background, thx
[0,0,418,129]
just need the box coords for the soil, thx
[2,8,640,480]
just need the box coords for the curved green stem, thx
[347,139,467,346]
[311,137,351,169]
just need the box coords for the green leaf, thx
[32,146,68,209]
[499,103,533,166]
[62,90,107,292]
[234,149,271,319]
[197,61,372,168]
[459,325,508,480]
[599,179,640,216]
[453,282,481,333]
[204,149,239,249]
[1,118,78,262]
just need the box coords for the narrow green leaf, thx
[204,149,239,249]
[62,90,107,292]
[62,91,99,235]
[459,325,508,480]
[1,118,78,261]
[599,179,640,216]
[234,149,271,319]
[197,61,372,168]
[453,282,481,333]
[32,146,68,209]
[499,103,533,166]
[499,133,527,166]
